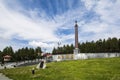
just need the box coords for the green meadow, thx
[0,57,120,80]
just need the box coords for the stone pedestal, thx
[74,48,80,59]
[74,48,79,54]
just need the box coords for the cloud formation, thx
[81,0,120,40]
[0,0,120,52]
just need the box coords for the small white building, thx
[3,55,12,61]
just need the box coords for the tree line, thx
[0,47,42,63]
[0,37,120,62]
[52,37,120,54]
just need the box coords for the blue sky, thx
[0,0,120,52]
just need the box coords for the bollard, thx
[4,66,6,69]
[32,68,35,75]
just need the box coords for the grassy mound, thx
[0,57,120,80]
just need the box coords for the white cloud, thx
[0,5,59,41]
[81,21,108,33]
[29,41,59,52]
[81,0,120,24]
[94,0,120,24]
[80,0,120,41]
[0,0,79,52]
[81,0,97,10]
[0,0,120,52]
[0,1,60,51]
[29,41,55,48]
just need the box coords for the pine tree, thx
[119,39,120,52]
[52,47,57,55]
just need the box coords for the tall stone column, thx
[74,21,79,59]
[75,21,78,49]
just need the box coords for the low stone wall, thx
[74,53,120,60]
[52,53,120,61]
[52,54,74,61]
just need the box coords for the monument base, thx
[74,48,80,54]
[74,48,80,60]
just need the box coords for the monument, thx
[52,21,120,61]
[74,21,80,59]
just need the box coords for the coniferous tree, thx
[111,37,119,52]
[63,45,67,54]
[35,47,42,53]
[0,50,2,62]
[2,46,14,56]
[52,37,120,54]
[119,39,120,52]
[2,46,14,61]
[52,47,57,55]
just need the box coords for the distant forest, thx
[52,37,120,54]
[0,37,120,62]
[0,47,42,62]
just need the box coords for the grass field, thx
[0,57,120,80]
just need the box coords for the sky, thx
[0,0,120,52]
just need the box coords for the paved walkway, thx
[0,73,12,80]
